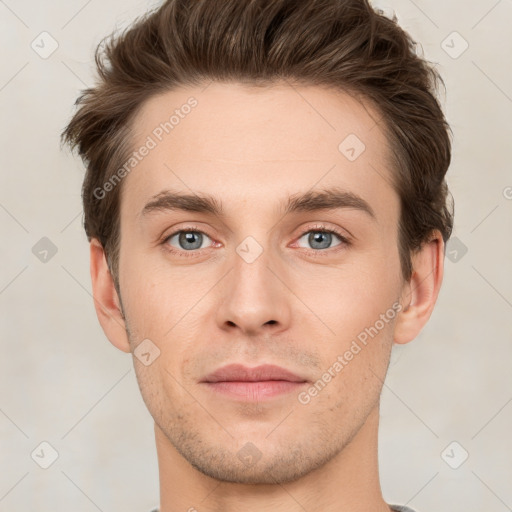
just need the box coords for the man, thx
[61,0,454,511]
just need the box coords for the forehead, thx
[121,81,398,225]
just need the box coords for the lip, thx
[200,364,308,401]
[201,364,307,383]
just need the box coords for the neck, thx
[155,405,391,512]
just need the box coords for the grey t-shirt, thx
[149,505,417,511]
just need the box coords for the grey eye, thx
[167,231,211,251]
[297,231,342,250]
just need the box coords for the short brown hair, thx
[61,0,454,293]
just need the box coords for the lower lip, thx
[203,380,307,400]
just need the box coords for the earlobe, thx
[394,231,445,345]
[89,238,131,353]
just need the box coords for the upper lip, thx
[201,364,307,383]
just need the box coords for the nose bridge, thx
[216,234,290,334]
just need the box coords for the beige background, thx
[1,0,511,510]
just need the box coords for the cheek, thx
[119,248,198,338]
[300,315,395,417]
[289,252,401,339]
[294,252,400,391]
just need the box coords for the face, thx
[116,82,406,484]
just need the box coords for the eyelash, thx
[161,224,351,258]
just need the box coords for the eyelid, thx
[297,223,351,242]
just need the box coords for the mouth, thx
[200,363,308,401]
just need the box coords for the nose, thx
[215,246,291,337]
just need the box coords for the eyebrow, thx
[139,186,376,221]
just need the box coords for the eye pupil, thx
[309,231,332,250]
[179,231,202,250]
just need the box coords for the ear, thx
[89,238,131,353]
[394,230,445,345]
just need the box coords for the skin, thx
[89,82,444,512]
